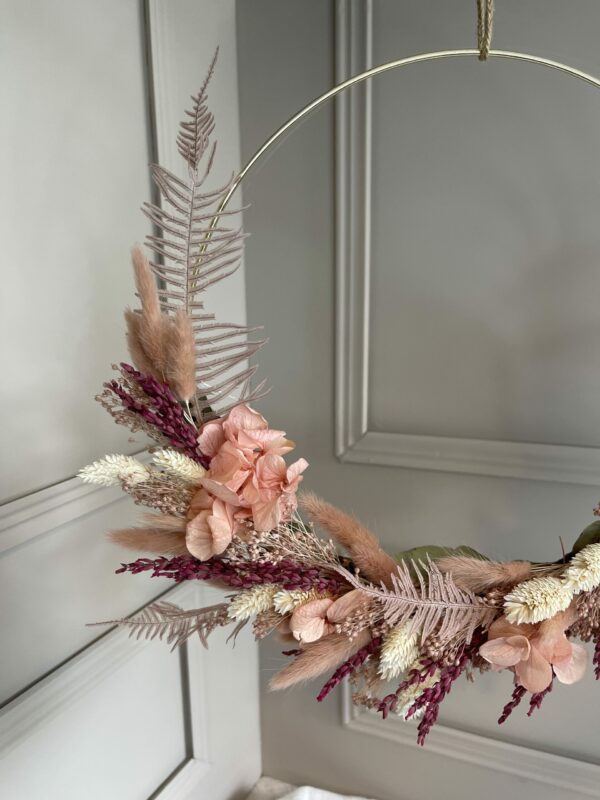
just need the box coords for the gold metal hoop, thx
[216,48,600,219]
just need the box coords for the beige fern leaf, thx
[337,559,495,645]
[89,601,229,651]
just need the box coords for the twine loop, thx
[477,0,495,61]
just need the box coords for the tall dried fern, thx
[142,49,267,419]
[90,601,229,651]
[337,559,496,645]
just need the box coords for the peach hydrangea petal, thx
[487,617,537,641]
[199,477,243,507]
[186,500,234,561]
[186,511,214,561]
[326,590,368,624]
[208,441,251,487]
[479,635,531,668]
[207,515,234,556]
[252,497,281,532]
[197,420,225,458]
[187,487,213,520]
[237,428,293,452]
[515,645,553,693]
[553,643,588,685]
[290,598,335,643]
[225,404,268,434]
[285,458,309,488]
[255,453,287,487]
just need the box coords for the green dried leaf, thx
[395,544,487,565]
[571,521,600,554]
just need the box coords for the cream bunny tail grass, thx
[166,310,196,402]
[125,245,171,382]
[270,630,371,691]
[300,493,397,587]
[108,527,188,555]
[436,555,532,593]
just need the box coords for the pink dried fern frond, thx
[141,51,268,418]
[90,600,229,650]
[338,559,495,645]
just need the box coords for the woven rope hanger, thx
[199,0,600,247]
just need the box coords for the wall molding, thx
[334,0,600,485]
[0,451,150,556]
[0,582,204,756]
[342,684,600,797]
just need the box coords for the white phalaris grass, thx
[228,585,278,621]
[378,625,420,681]
[152,449,205,483]
[79,454,149,487]
[563,543,600,593]
[272,589,322,615]
[503,576,574,624]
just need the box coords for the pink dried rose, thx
[479,608,587,693]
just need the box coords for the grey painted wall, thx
[237,1,600,798]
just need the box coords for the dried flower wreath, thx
[83,57,600,745]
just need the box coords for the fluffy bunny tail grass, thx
[436,556,532,593]
[108,527,188,555]
[270,629,371,691]
[300,492,397,587]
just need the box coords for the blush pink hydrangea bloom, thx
[186,405,308,559]
[479,608,587,693]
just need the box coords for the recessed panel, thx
[368,6,600,446]
[0,640,187,800]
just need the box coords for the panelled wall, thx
[0,2,260,799]
[237,1,600,799]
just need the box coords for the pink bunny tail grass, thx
[270,630,372,691]
[316,636,381,702]
[166,310,196,402]
[108,527,188,555]
[126,245,170,380]
[436,556,532,593]
[300,492,397,587]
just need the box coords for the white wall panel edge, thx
[341,684,600,798]
[341,430,600,484]
[334,0,600,485]
[0,582,202,759]
[0,451,151,555]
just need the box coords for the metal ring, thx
[216,48,600,217]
